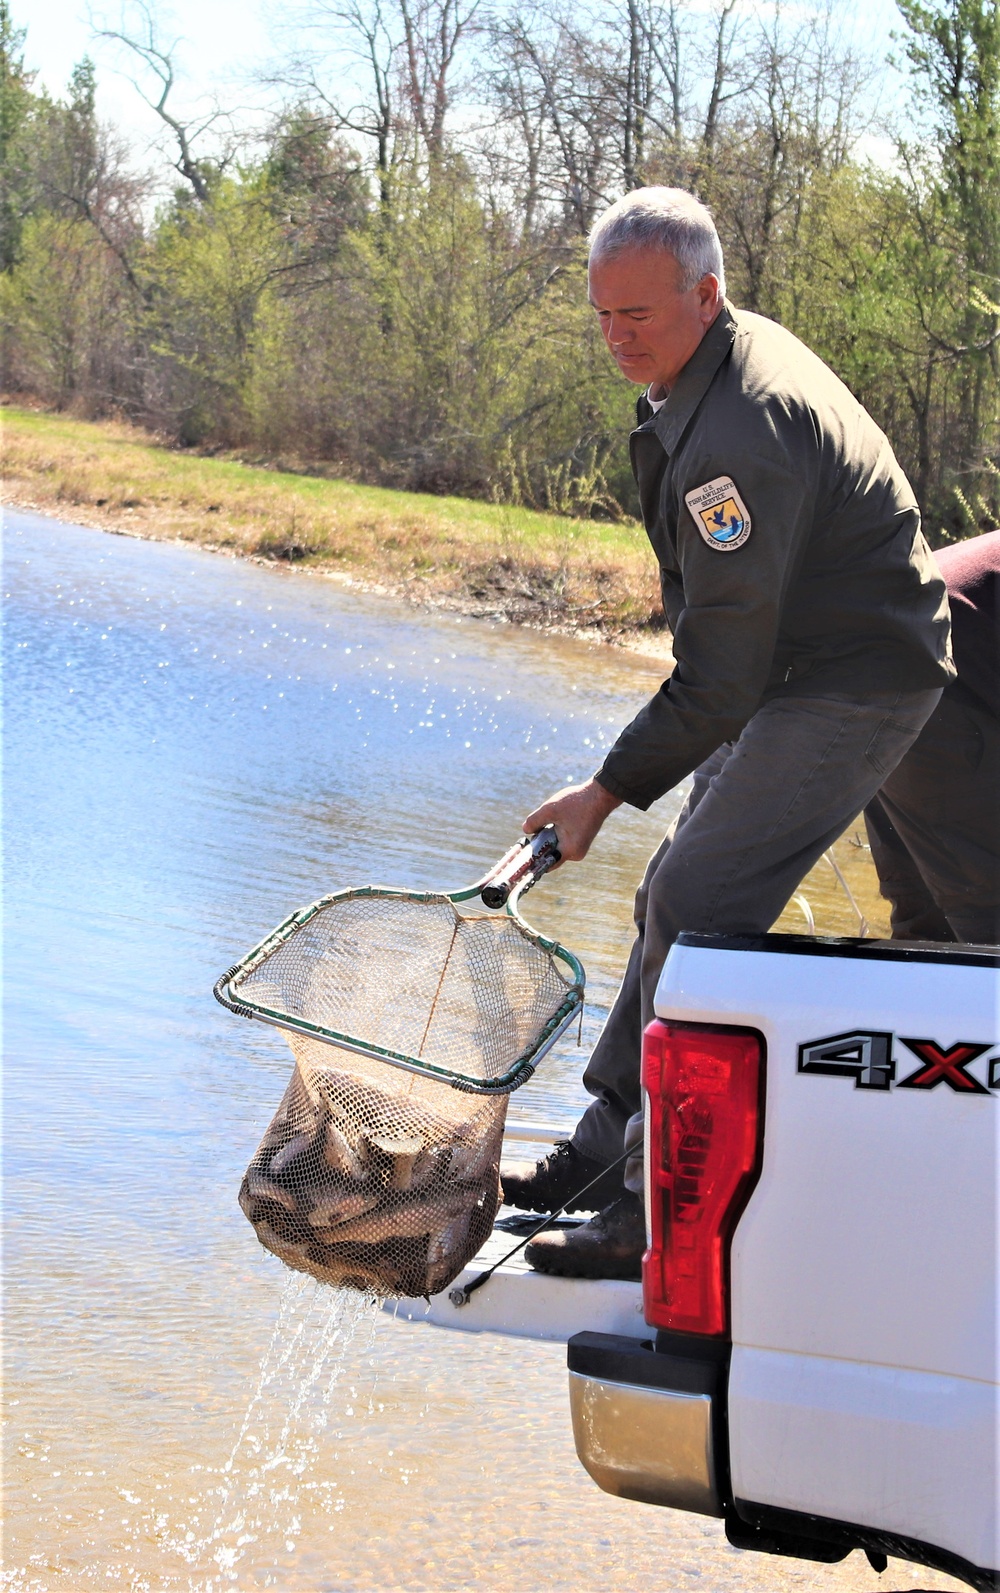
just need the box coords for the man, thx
[501,187,953,1280]
[864,530,1000,946]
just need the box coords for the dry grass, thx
[2,405,663,642]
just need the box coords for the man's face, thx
[588,248,722,393]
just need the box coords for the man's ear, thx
[697,274,722,322]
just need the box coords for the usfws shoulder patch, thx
[685,476,752,552]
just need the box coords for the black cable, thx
[447,1146,634,1306]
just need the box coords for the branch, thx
[93,0,217,200]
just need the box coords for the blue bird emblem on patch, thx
[703,499,746,542]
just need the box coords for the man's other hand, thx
[523,778,622,862]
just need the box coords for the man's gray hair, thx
[589,187,726,296]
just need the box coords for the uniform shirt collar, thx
[640,301,738,454]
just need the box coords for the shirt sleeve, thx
[596,448,813,810]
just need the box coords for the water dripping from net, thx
[179,1273,382,1588]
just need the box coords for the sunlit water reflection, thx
[8,509,952,1593]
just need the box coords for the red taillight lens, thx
[642,1020,763,1336]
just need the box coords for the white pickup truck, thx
[398,930,1000,1592]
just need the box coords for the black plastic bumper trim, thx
[734,1499,999,1592]
[567,1330,726,1398]
[653,1326,732,1364]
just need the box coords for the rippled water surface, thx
[8,509,956,1593]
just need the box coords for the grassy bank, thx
[1,406,664,644]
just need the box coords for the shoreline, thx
[2,488,676,668]
[1,406,675,669]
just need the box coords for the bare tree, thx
[647,0,685,150]
[487,4,619,235]
[481,45,549,236]
[276,0,479,208]
[623,0,875,314]
[697,0,743,174]
[398,0,482,160]
[93,0,234,202]
[485,0,697,230]
[279,0,401,210]
[622,0,653,187]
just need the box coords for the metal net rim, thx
[214,885,586,1096]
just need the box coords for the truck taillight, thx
[642,1020,764,1337]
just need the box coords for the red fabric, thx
[935,531,1000,719]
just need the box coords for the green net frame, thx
[214,879,585,1096]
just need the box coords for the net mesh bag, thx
[220,885,583,1299]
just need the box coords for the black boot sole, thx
[522,1250,642,1282]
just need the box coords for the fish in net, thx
[215,830,585,1298]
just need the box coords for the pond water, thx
[8,508,947,1593]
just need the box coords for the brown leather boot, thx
[523,1192,645,1280]
[500,1139,626,1214]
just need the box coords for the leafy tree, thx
[263,107,369,275]
[896,0,1000,530]
[0,0,36,270]
[145,175,290,442]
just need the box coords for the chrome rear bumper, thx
[567,1331,725,1517]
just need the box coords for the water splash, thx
[178,1275,381,1587]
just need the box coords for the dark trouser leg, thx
[863,798,955,942]
[865,691,1000,946]
[571,746,730,1166]
[571,687,943,1175]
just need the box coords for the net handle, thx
[463,826,561,911]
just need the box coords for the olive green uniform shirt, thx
[596,303,954,811]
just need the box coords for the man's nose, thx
[608,317,634,347]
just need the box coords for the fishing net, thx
[237,1033,508,1298]
[216,834,584,1299]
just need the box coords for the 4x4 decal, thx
[798,1031,998,1093]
